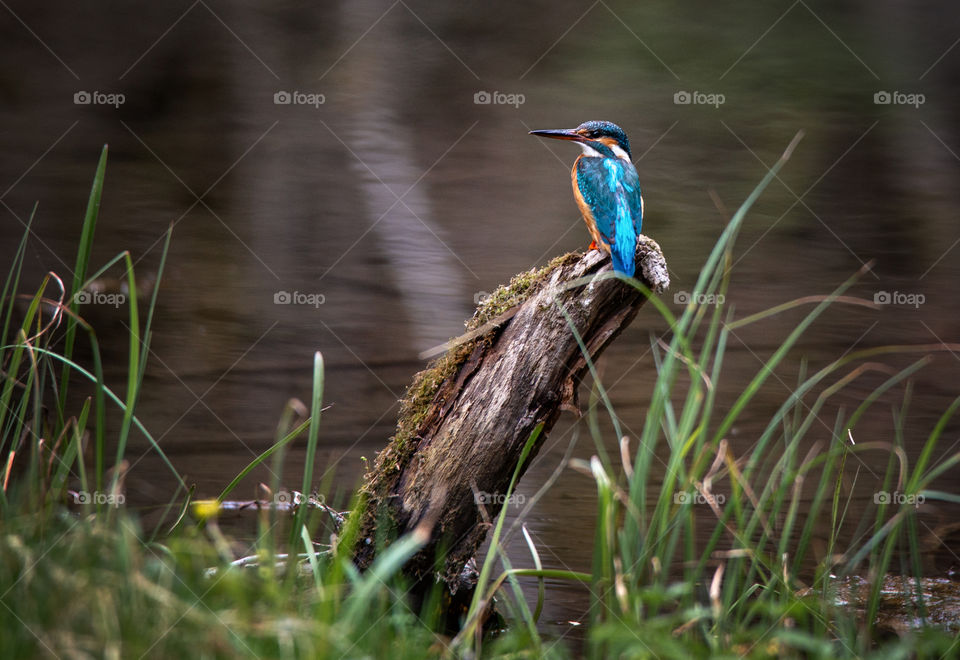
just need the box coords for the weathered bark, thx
[352,236,669,590]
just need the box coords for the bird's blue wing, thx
[576,158,643,275]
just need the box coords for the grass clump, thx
[0,508,452,658]
[553,133,960,658]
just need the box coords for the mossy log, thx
[352,236,669,591]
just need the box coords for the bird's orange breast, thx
[571,156,609,253]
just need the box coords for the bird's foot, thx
[588,240,598,250]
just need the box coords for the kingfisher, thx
[529,120,643,276]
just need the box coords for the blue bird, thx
[530,120,643,276]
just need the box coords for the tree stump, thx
[351,236,669,592]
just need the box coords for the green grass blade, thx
[216,417,311,503]
[291,352,324,543]
[112,252,140,481]
[59,145,108,414]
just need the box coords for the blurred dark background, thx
[2,0,959,634]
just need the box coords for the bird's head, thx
[529,120,632,161]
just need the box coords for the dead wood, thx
[351,236,669,592]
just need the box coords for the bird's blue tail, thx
[611,228,637,277]
[611,251,635,277]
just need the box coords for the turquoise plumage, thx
[530,120,644,276]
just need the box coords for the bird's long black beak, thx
[528,128,584,142]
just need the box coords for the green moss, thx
[467,252,581,331]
